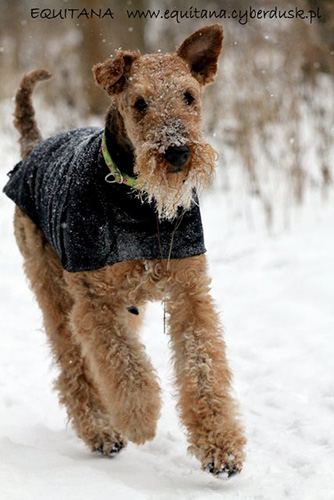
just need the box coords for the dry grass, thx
[203,17,334,231]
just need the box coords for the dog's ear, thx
[93,51,139,95]
[177,24,223,85]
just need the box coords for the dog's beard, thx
[134,141,217,220]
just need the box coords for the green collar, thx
[101,131,137,188]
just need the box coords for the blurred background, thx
[0,0,333,231]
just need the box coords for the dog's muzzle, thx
[165,145,190,173]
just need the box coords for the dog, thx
[3,24,246,478]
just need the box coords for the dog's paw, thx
[201,445,245,480]
[96,439,126,457]
[91,431,127,458]
[119,416,158,445]
[112,383,161,445]
[190,427,246,479]
[205,456,241,479]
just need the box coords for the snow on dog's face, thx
[93,25,223,220]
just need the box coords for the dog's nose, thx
[165,145,190,170]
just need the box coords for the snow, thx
[1,128,334,499]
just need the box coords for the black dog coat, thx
[3,127,206,272]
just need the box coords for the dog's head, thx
[93,24,223,220]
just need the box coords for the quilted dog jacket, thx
[3,127,206,272]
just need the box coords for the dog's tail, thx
[14,69,52,159]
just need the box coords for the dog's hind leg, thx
[13,207,125,455]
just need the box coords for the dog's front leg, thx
[167,255,246,476]
[65,265,161,445]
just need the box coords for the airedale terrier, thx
[4,24,246,478]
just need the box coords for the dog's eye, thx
[184,91,195,105]
[134,98,148,112]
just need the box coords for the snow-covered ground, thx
[1,132,334,499]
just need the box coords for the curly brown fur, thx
[14,69,52,159]
[14,207,126,454]
[93,25,223,220]
[12,24,246,475]
[166,256,246,474]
